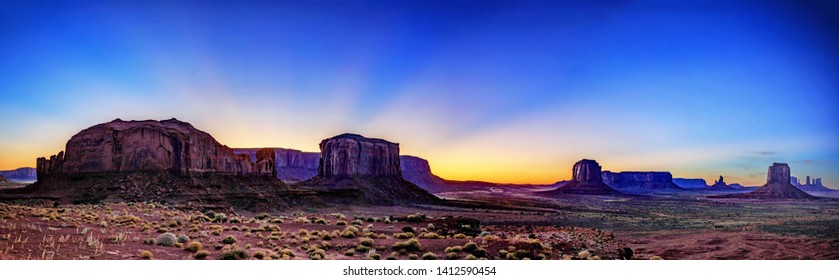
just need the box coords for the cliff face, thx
[544,159,618,195]
[601,171,684,191]
[10,119,291,208]
[673,178,708,189]
[300,133,437,205]
[400,155,449,193]
[233,148,320,181]
[0,167,36,182]
[0,175,11,183]
[318,133,401,178]
[37,119,261,178]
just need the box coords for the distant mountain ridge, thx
[0,167,36,182]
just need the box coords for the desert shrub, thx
[462,242,478,253]
[370,253,381,260]
[229,217,242,224]
[204,211,216,219]
[352,219,363,226]
[344,249,355,256]
[213,213,228,223]
[315,218,327,224]
[471,248,488,258]
[515,249,534,260]
[392,239,421,252]
[177,234,190,244]
[270,218,284,224]
[253,251,266,260]
[222,235,237,245]
[355,245,371,253]
[309,248,326,260]
[505,253,517,260]
[534,254,546,260]
[444,246,462,253]
[393,232,415,239]
[402,226,415,233]
[446,252,459,260]
[219,248,249,260]
[185,241,202,252]
[454,233,467,239]
[255,213,271,220]
[340,230,356,238]
[336,220,347,226]
[422,252,438,260]
[418,232,441,239]
[408,253,419,260]
[140,250,153,259]
[155,233,179,247]
[465,254,477,260]
[650,255,663,260]
[193,250,210,259]
[358,237,375,247]
[577,250,592,259]
[479,231,491,237]
[406,213,426,222]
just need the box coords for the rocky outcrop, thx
[318,133,401,177]
[0,175,11,183]
[672,178,709,189]
[300,133,437,205]
[234,148,320,182]
[4,119,295,209]
[601,171,684,191]
[400,155,449,193]
[795,176,834,192]
[709,175,732,189]
[725,163,814,199]
[0,167,36,182]
[544,159,618,195]
[36,119,261,177]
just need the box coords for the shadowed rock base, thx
[297,176,439,205]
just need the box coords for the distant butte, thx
[721,163,815,199]
[543,159,619,195]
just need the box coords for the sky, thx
[1,0,838,187]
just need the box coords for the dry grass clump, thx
[393,232,415,239]
[422,252,438,260]
[219,248,248,260]
[185,241,203,252]
[222,235,237,245]
[139,250,153,259]
[392,238,422,252]
[193,250,210,259]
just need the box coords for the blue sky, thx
[1,0,837,186]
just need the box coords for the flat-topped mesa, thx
[36,118,269,177]
[545,159,618,195]
[318,133,402,178]
[729,163,814,199]
[601,171,684,191]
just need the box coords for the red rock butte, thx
[726,163,815,199]
[544,159,619,195]
[318,133,402,178]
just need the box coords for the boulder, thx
[544,159,618,195]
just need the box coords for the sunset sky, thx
[1,0,838,187]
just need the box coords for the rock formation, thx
[299,133,437,205]
[2,119,301,210]
[709,175,731,189]
[0,175,11,183]
[796,176,834,192]
[318,133,401,177]
[233,148,320,182]
[672,178,709,189]
[790,176,802,187]
[726,163,814,199]
[36,119,260,177]
[544,159,618,195]
[0,167,36,182]
[601,171,685,191]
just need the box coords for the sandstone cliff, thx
[300,133,437,205]
[601,171,684,192]
[37,119,263,177]
[4,119,297,210]
[318,133,402,177]
[543,159,618,195]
